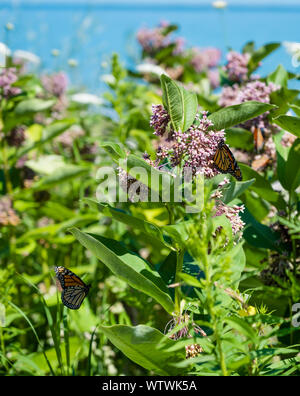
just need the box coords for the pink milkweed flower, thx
[224,51,250,83]
[0,67,21,99]
[150,107,225,178]
[219,80,279,131]
[41,72,68,97]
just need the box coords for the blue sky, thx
[13,0,300,5]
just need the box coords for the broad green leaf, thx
[70,228,175,313]
[100,142,127,161]
[270,88,299,118]
[156,251,177,288]
[240,208,282,252]
[225,127,254,151]
[273,115,300,138]
[208,101,277,131]
[249,42,280,71]
[17,214,97,244]
[242,41,255,54]
[267,65,289,87]
[26,155,66,176]
[284,138,300,191]
[99,324,185,375]
[221,179,255,204]
[160,74,198,132]
[178,272,202,288]
[225,316,257,343]
[26,124,43,142]
[162,221,193,248]
[83,198,173,250]
[31,165,89,190]
[290,103,300,117]
[240,190,269,222]
[15,98,55,114]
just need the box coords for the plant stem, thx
[174,248,184,315]
[1,135,13,196]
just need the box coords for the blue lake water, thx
[0,2,300,93]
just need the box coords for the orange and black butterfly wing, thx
[61,286,88,310]
[213,142,231,174]
[213,140,242,181]
[253,127,264,153]
[55,266,90,310]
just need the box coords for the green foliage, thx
[1,34,300,377]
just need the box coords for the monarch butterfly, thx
[213,139,242,181]
[253,127,265,153]
[55,266,91,310]
[251,154,269,171]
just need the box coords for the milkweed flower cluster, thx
[219,80,279,131]
[165,313,206,359]
[211,179,245,239]
[208,69,221,89]
[150,106,225,178]
[41,72,69,118]
[0,196,20,227]
[224,51,250,83]
[6,126,26,147]
[118,167,149,203]
[190,47,221,73]
[214,201,245,239]
[0,67,21,99]
[150,104,171,137]
[136,23,184,56]
[41,72,68,97]
[55,124,85,147]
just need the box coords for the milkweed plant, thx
[0,32,300,376]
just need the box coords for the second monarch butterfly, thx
[55,266,91,310]
[253,127,265,153]
[213,139,242,181]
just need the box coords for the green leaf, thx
[160,74,198,132]
[178,272,202,288]
[83,198,173,250]
[249,42,281,71]
[241,190,269,222]
[285,138,300,191]
[240,208,282,251]
[289,103,300,117]
[157,251,177,288]
[100,142,127,161]
[225,316,257,343]
[221,179,255,204]
[225,127,254,151]
[270,88,299,118]
[31,165,89,190]
[208,101,277,131]
[267,65,289,87]
[242,41,255,54]
[162,221,193,248]
[98,324,185,375]
[15,98,55,114]
[70,228,175,314]
[273,115,300,138]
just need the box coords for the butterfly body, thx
[213,139,242,181]
[55,266,90,310]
